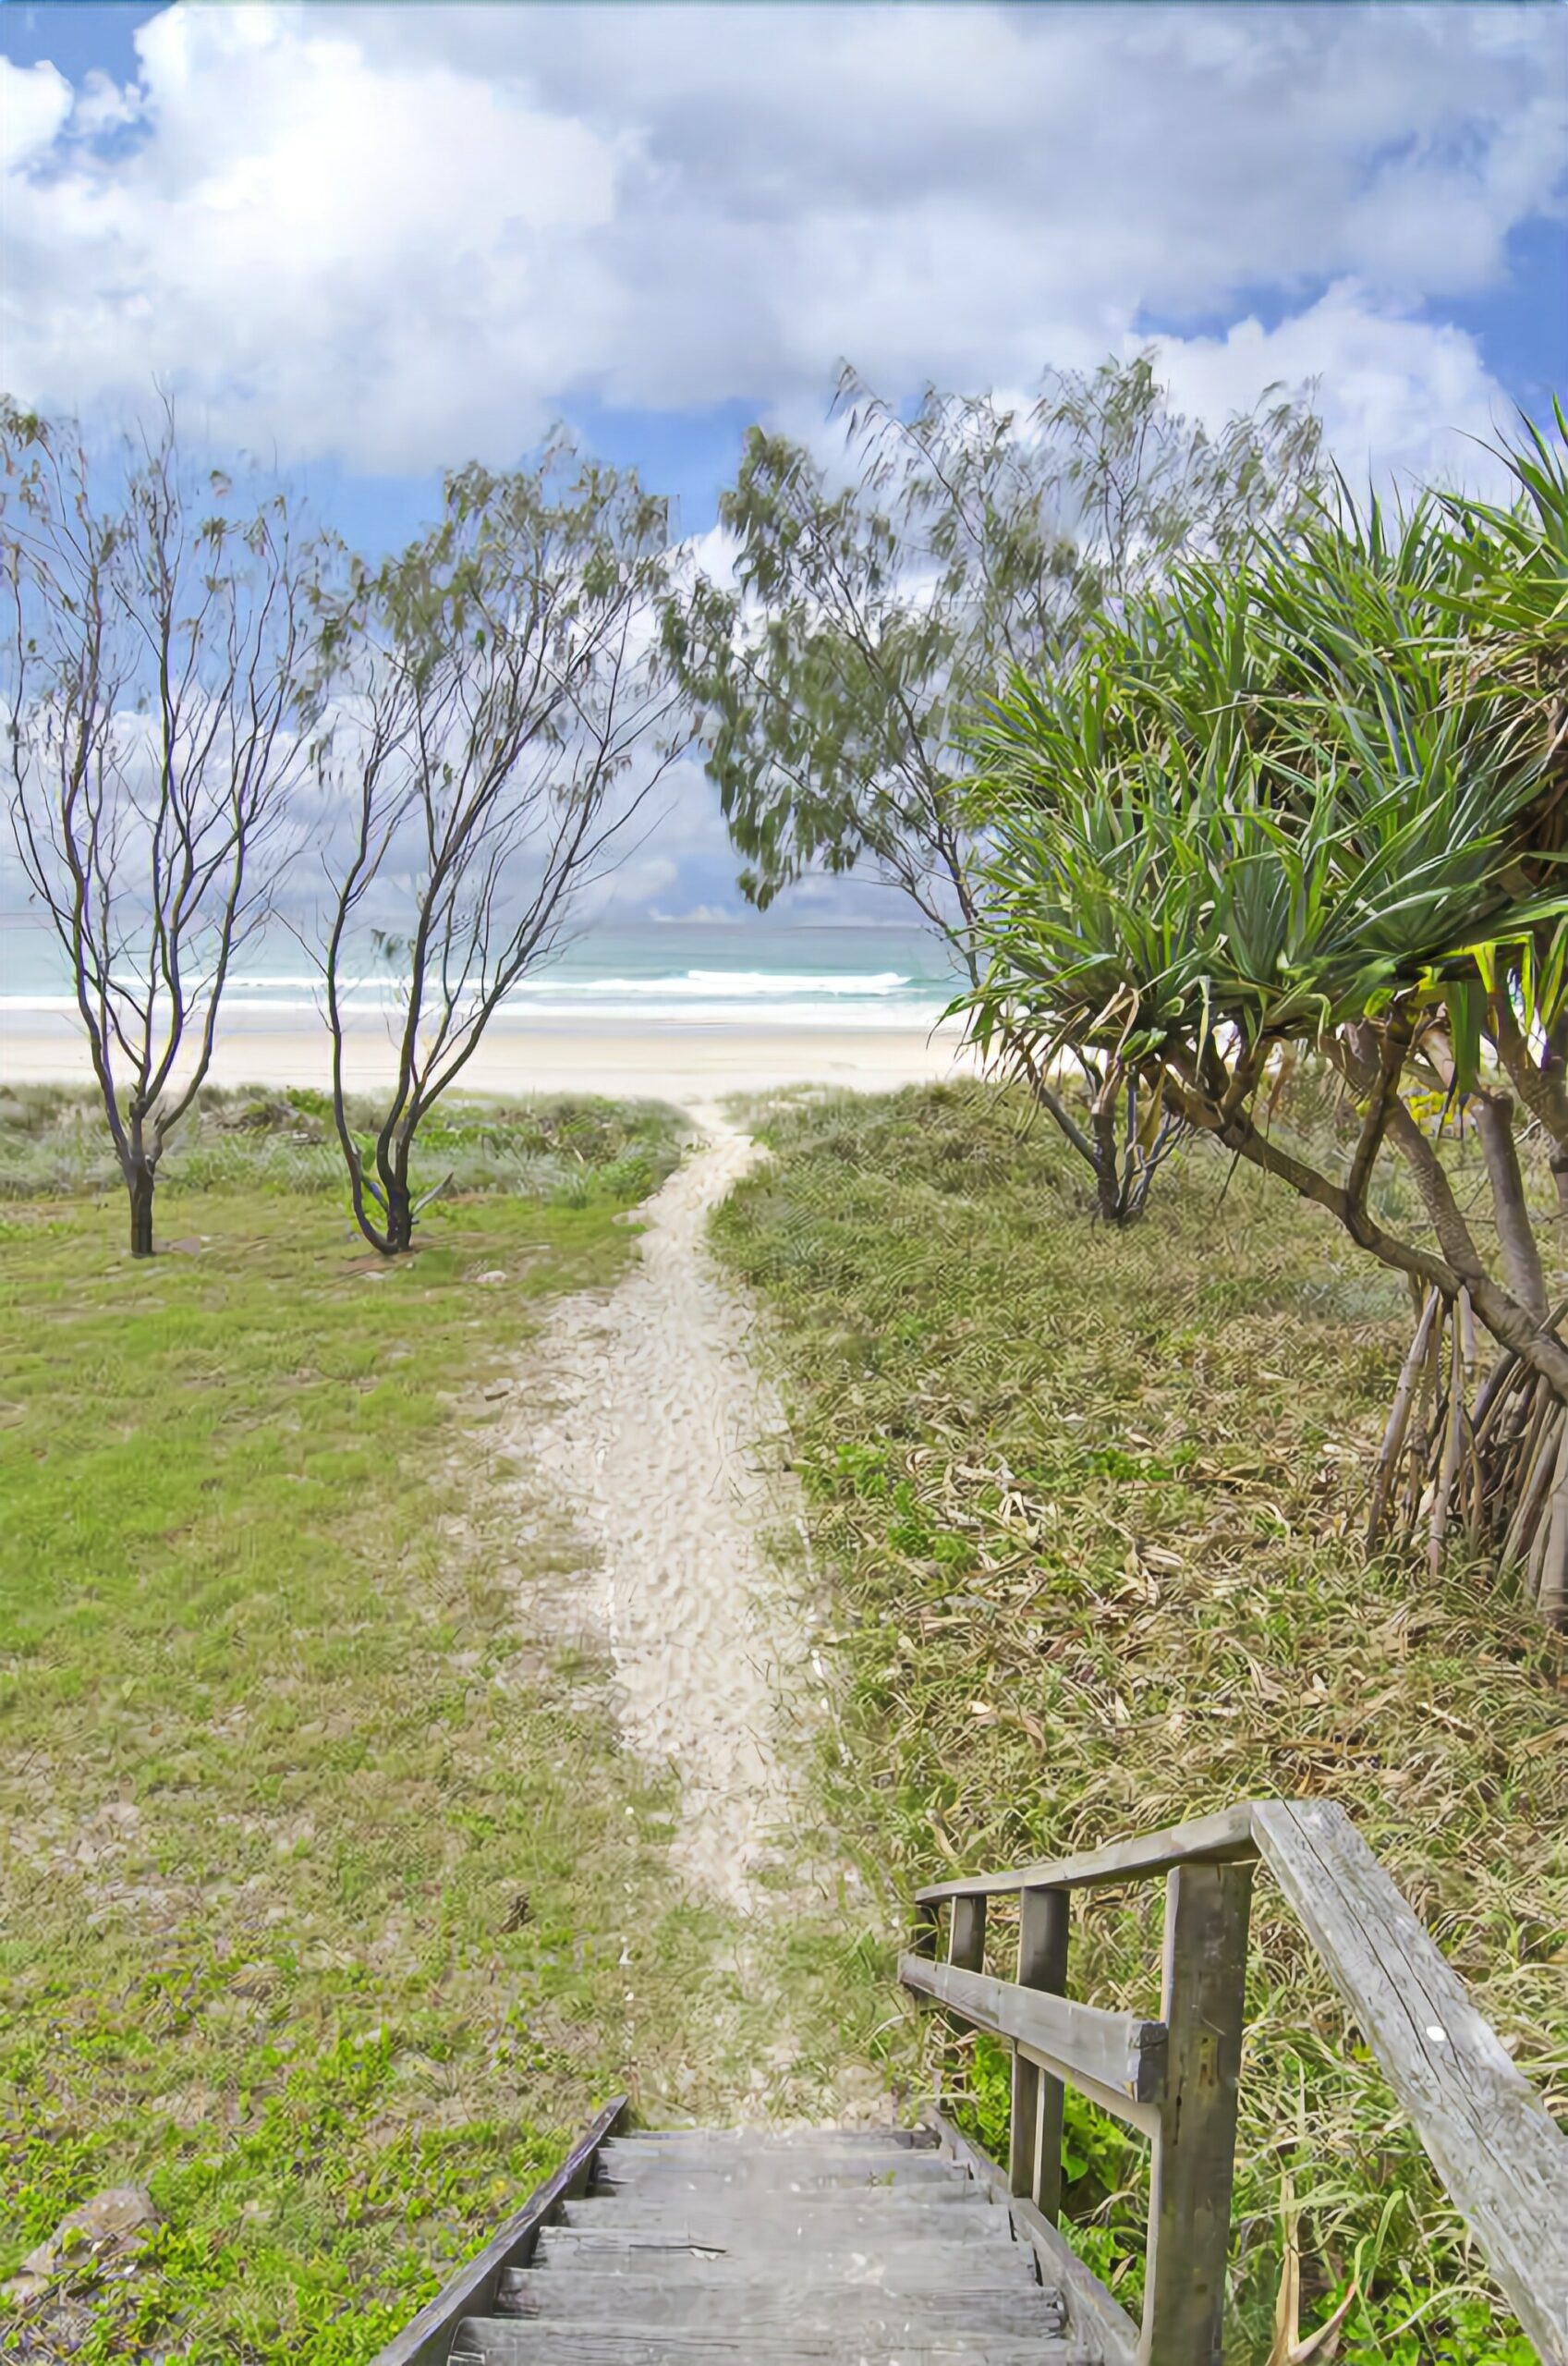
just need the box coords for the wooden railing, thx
[902,1799,1568,2366]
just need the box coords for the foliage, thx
[313,445,687,1255]
[969,411,1568,1606]
[715,1082,1567,2361]
[1,399,321,1256]
[0,1083,685,1212]
[666,356,1325,1222]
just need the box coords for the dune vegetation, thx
[715,1080,1568,2364]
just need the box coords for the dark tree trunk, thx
[128,1161,155,1259]
[382,1165,414,1255]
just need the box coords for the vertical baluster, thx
[1010,1885,1070,2218]
[1140,1860,1254,2365]
[949,1894,987,1970]
[944,1893,987,2118]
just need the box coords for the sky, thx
[2,0,1566,923]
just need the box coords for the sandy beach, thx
[0,1008,978,1104]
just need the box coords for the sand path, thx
[520,1105,807,1912]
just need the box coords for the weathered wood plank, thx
[450,2321,1088,2363]
[369,2097,626,2366]
[1140,1861,1252,2366]
[940,1890,989,2109]
[900,1952,1166,2121]
[1010,1887,1069,2221]
[923,2105,1139,2366]
[495,2266,1058,2330]
[950,1893,988,1970]
[915,1804,1260,1904]
[1253,1800,1568,2366]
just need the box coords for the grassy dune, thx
[0,1097,729,2362]
[714,1081,1568,2365]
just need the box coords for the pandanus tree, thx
[968,413,1568,1620]
[2,401,315,1254]
[665,355,1324,1221]
[313,445,683,1256]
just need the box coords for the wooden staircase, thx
[374,1798,1568,2366]
[379,2117,1089,2366]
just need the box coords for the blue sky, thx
[2,1,1564,917]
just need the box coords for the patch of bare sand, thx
[498,1105,809,1915]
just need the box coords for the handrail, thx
[914,1800,1261,1901]
[902,1799,1568,2366]
[899,1953,1168,2130]
[369,2094,626,2366]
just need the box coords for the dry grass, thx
[714,1079,1568,2364]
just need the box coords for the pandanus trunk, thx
[1369,1288,1568,1628]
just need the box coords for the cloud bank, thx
[3,3,1561,487]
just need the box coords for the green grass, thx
[0,1082,685,1213]
[0,1099,898,2363]
[713,1080,1568,2365]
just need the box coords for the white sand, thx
[0,1009,975,1101]
[510,1107,807,1912]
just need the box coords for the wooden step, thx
[562,2188,1013,2226]
[495,2266,1064,2335]
[449,2322,1093,2365]
[595,2141,957,2189]
[534,2214,1036,2271]
[597,2135,938,2157]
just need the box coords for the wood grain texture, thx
[915,1804,1260,1904]
[901,1950,1167,2118]
[1252,1799,1568,2366]
[450,2323,1089,2363]
[1010,1887,1070,2221]
[1140,1861,1252,2366]
[923,2104,1139,2366]
[446,2123,1084,2365]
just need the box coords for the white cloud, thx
[0,57,72,171]
[1146,284,1521,496]
[5,3,1562,924]
[1,4,1560,478]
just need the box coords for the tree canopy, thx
[969,408,1568,1609]
[667,353,1325,1218]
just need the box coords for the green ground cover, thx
[714,1081,1568,2366]
[0,1092,888,2365]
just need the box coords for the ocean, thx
[0,916,962,1033]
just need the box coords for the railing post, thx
[1140,1860,1254,2366]
[1010,1885,1070,2219]
[944,1893,986,2115]
[949,1894,987,1971]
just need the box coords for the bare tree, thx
[2,399,315,1255]
[313,447,683,1255]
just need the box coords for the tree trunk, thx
[1372,1290,1568,1630]
[383,1170,414,1255]
[128,1161,155,1259]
